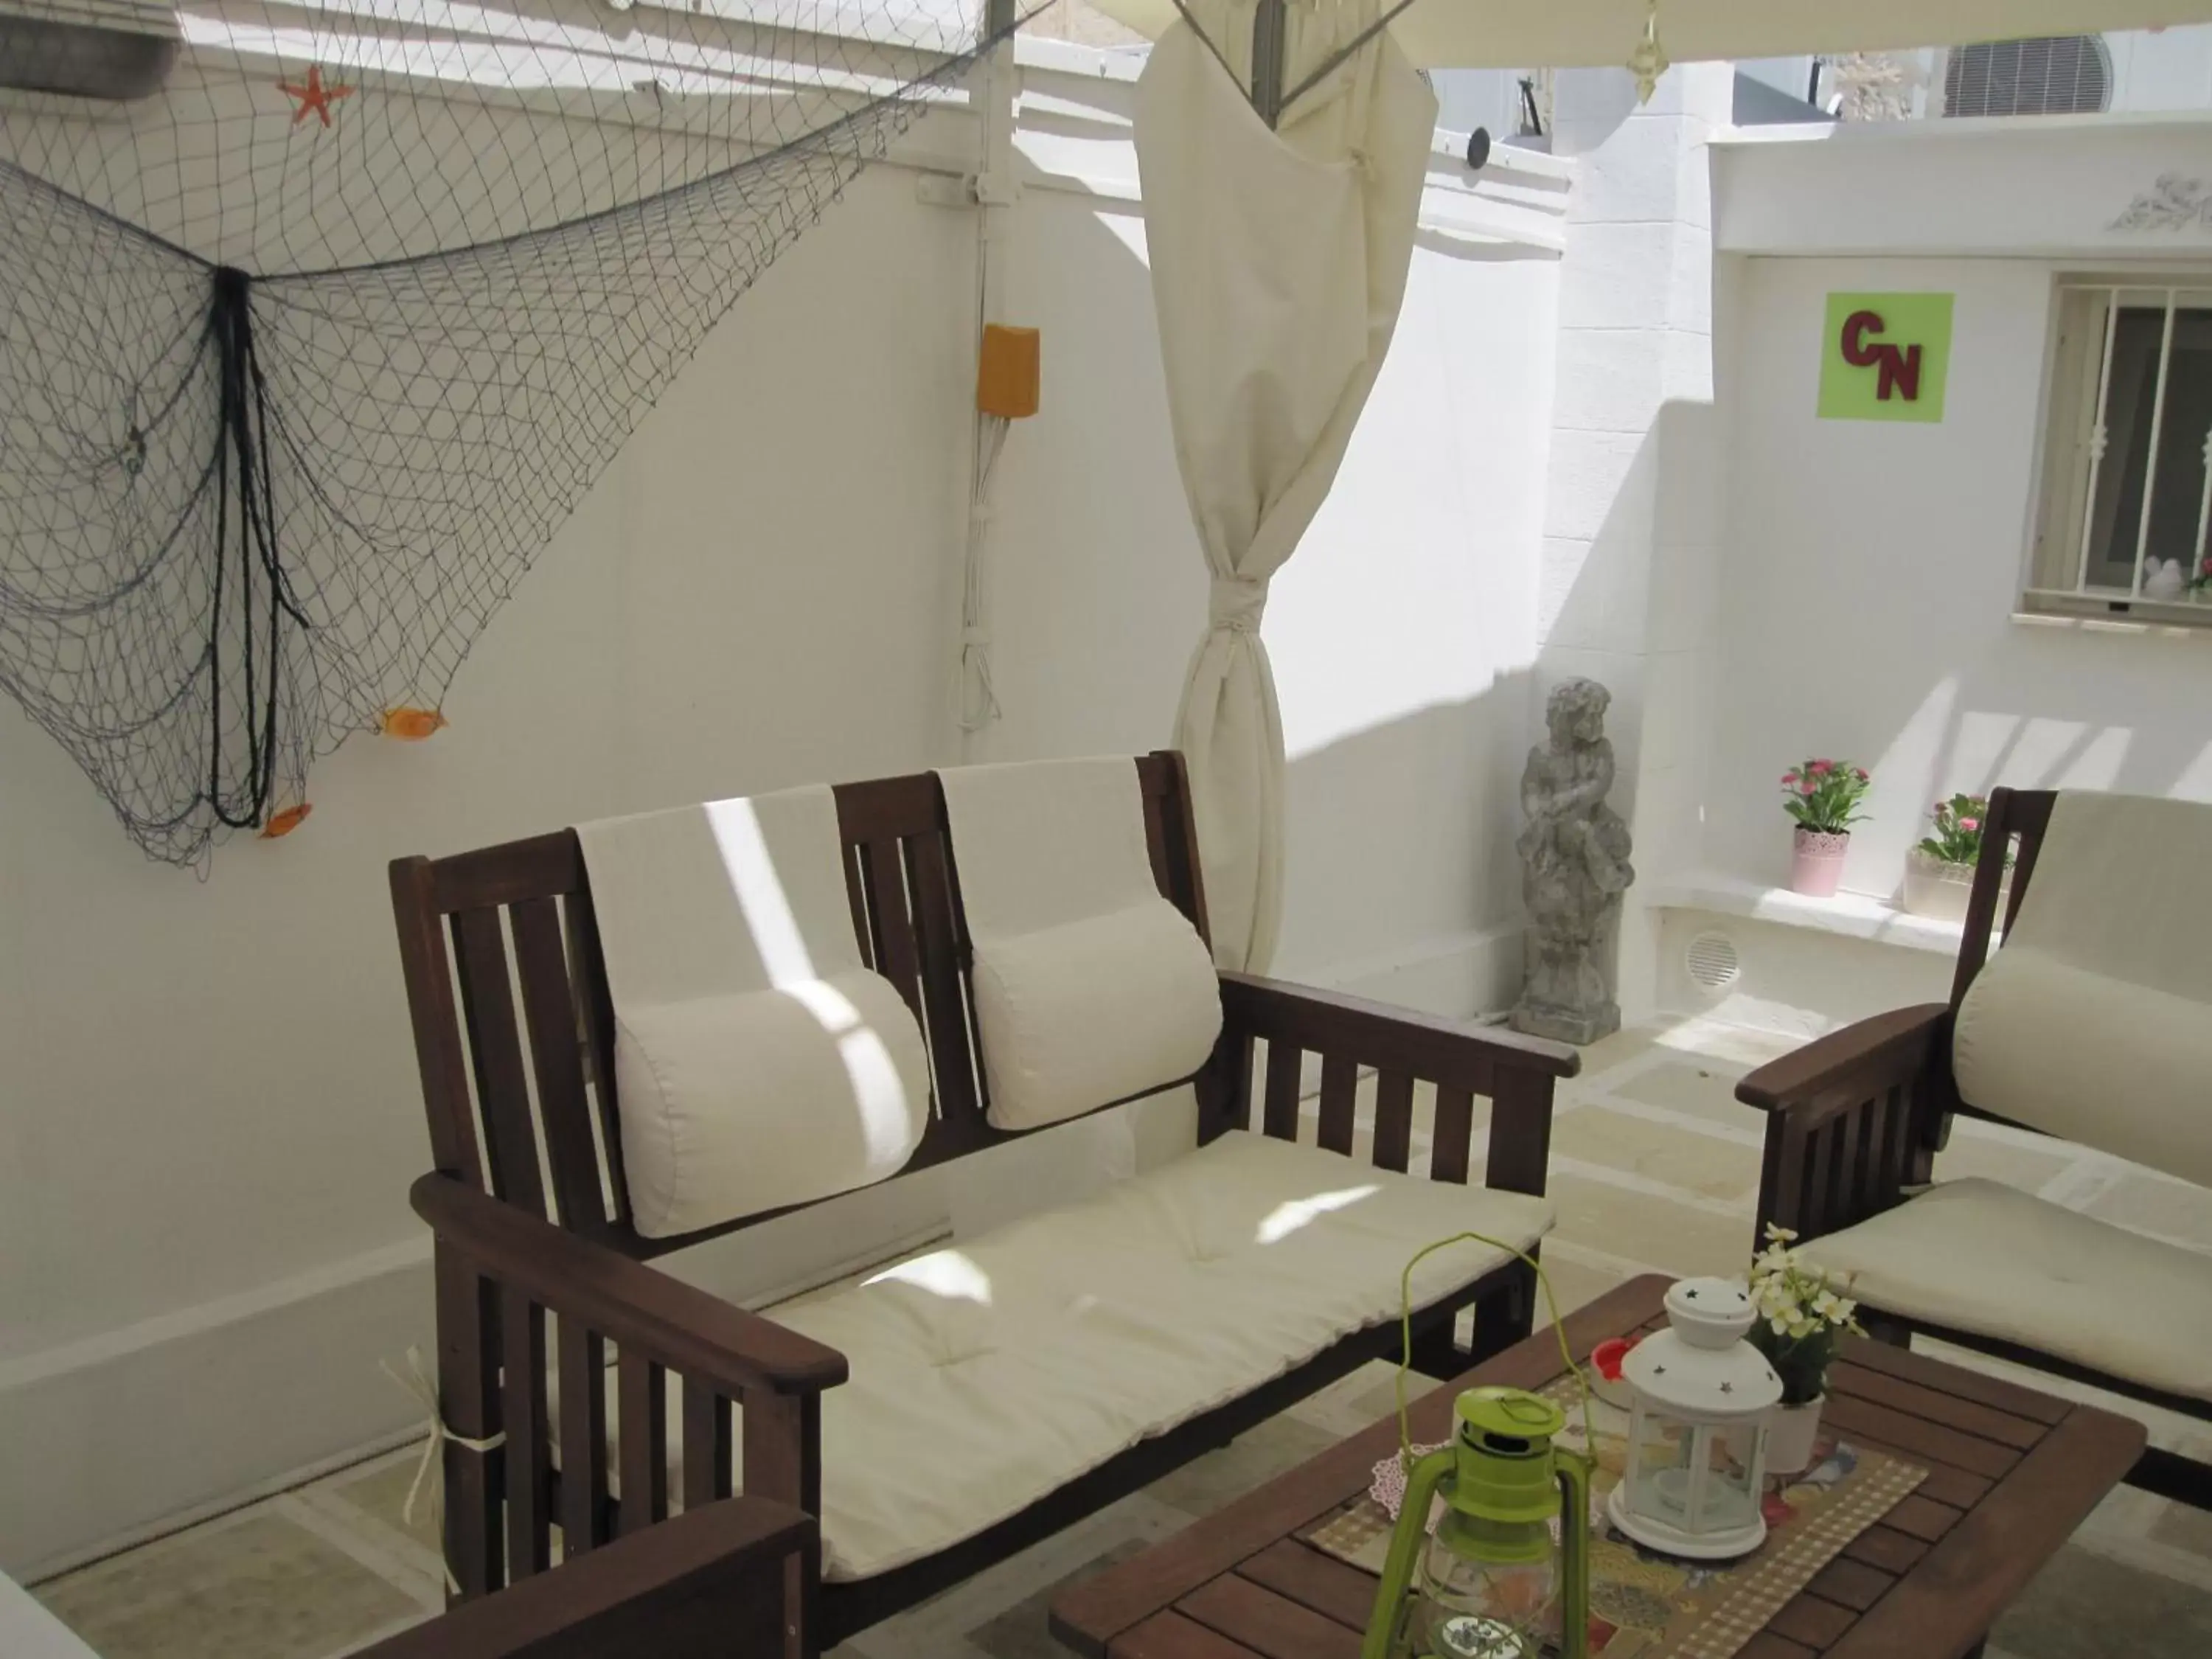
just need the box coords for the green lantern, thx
[1361,1387,1593,1659]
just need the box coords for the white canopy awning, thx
[1091,0,2212,69]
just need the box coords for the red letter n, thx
[1876,343,1922,402]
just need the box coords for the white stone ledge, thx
[1650,869,1980,958]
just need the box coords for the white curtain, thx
[1134,2,1434,971]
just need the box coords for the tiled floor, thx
[31,1013,2212,1658]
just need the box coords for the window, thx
[2028,282,2212,618]
[1943,36,2110,117]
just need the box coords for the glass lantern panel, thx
[1629,1406,1696,1528]
[1416,1531,1559,1659]
[1697,1421,1762,1534]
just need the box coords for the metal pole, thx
[1251,0,1287,128]
[2129,291,2178,599]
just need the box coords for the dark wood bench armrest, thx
[1739,1005,1952,1249]
[359,1496,816,1659]
[1217,973,1580,1088]
[1735,1004,1949,1120]
[411,1174,849,1397]
[1214,971,1576,1202]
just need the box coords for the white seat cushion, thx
[1801,1178,2212,1405]
[578,1130,1550,1580]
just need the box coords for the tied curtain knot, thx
[1208,574,1269,633]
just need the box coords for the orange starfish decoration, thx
[279,66,354,128]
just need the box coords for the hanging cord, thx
[382,1345,507,1594]
[1394,1232,1593,1472]
[205,265,310,830]
[957,412,1010,733]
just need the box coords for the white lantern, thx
[1605,1277,1781,1560]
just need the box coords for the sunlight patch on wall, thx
[1090,208,1150,266]
[2171,740,2212,801]
[2053,726,2132,791]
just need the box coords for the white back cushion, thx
[938,758,1222,1132]
[578,787,932,1237]
[1953,791,2212,1187]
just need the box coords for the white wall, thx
[1708,251,2212,900]
[0,44,1568,1573]
[0,162,980,1575]
[1697,121,2212,908]
[1530,65,1733,1023]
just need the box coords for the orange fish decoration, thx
[380,707,448,740]
[260,802,313,839]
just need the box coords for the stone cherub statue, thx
[1511,679,1634,1046]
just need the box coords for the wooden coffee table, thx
[1051,1275,2143,1659]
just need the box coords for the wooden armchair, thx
[391,751,1579,1647]
[1739,787,2211,1510]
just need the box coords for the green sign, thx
[1818,292,1952,422]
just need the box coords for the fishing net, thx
[0,0,1023,865]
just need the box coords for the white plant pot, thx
[1767,1396,1825,1477]
[1900,848,2010,925]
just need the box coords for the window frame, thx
[2023,271,2212,627]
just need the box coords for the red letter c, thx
[1840,310,1885,366]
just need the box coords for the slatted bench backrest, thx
[389,752,1212,1259]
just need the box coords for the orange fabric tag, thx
[976,324,1040,419]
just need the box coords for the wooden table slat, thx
[1236,1542,1377,1635]
[1837,1524,1928,1577]
[1766,1592,1857,1651]
[1111,1611,1267,1659]
[1826,1361,2045,1451]
[1833,1334,2072,1427]
[1804,1557,1894,1614]
[1180,1576,1361,1659]
[1735,1635,1819,1659]
[1815,1394,2020,1480]
[1881,1494,1966,1545]
[1813,1404,1995,1509]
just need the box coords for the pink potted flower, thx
[1902,793,2012,923]
[1781,759,1870,897]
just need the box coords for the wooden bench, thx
[1740,786,2211,1513]
[389,751,1579,1649]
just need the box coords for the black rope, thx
[206,266,309,830]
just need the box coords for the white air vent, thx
[1943,36,2110,118]
[1684,931,1741,995]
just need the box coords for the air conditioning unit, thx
[0,0,178,101]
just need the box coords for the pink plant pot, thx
[1790,827,1850,897]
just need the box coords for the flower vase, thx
[1767,1396,1825,1476]
[1790,828,1850,898]
[1900,848,2010,924]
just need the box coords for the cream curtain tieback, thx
[382,1344,507,1593]
[1208,575,1268,633]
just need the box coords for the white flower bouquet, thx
[1747,1223,1865,1405]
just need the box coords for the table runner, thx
[1304,1374,1927,1659]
